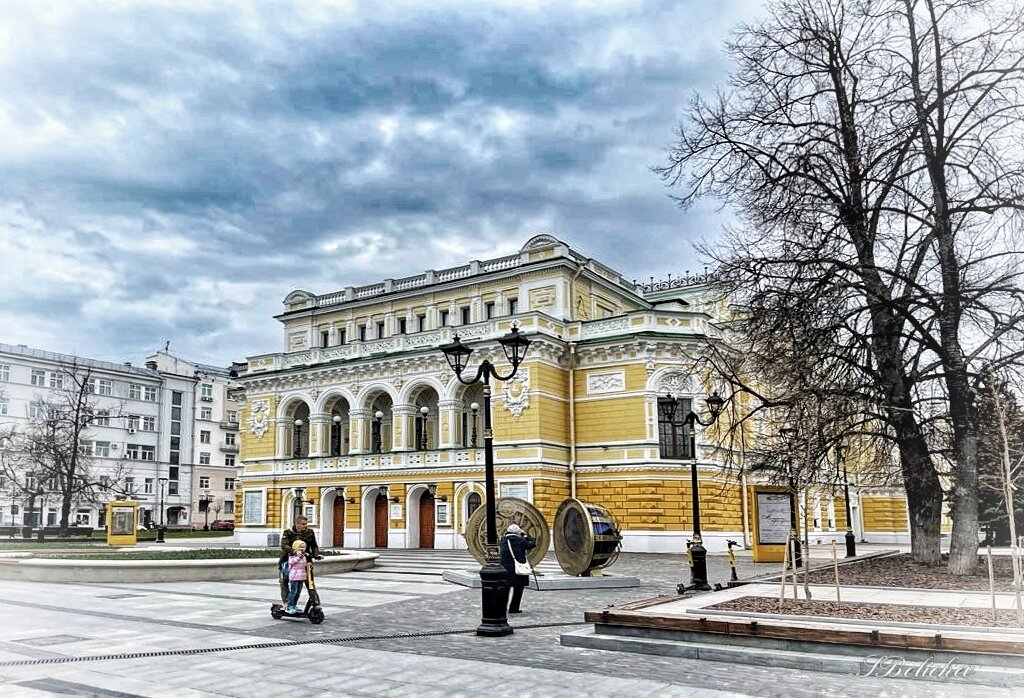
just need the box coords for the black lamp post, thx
[293,418,304,458]
[292,487,305,525]
[372,410,384,453]
[837,445,857,557]
[331,415,342,456]
[156,477,168,543]
[661,391,725,593]
[418,406,430,451]
[469,402,479,448]
[201,489,213,531]
[779,427,802,568]
[440,325,531,637]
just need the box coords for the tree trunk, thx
[895,412,944,565]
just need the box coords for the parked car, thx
[210,519,235,531]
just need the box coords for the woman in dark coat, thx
[499,523,537,614]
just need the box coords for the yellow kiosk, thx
[106,499,139,546]
[750,485,794,563]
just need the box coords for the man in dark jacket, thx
[279,516,319,604]
[499,523,536,614]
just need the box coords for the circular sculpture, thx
[465,497,550,568]
[553,498,623,577]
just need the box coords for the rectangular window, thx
[75,510,90,526]
[417,314,426,332]
[31,369,45,386]
[508,298,518,315]
[168,481,179,495]
[124,476,135,494]
[129,384,142,400]
[169,466,179,481]
[49,372,63,389]
[199,476,210,489]
[376,321,385,338]
[94,441,110,457]
[200,430,211,444]
[440,310,449,327]
[226,410,238,423]
[144,386,157,402]
[169,451,179,465]
[225,455,236,468]
[243,489,265,525]
[172,391,182,406]
[321,330,330,348]
[398,317,407,334]
[338,329,346,345]
[461,307,471,325]
[200,406,212,420]
[141,416,155,432]
[126,415,139,431]
[657,397,694,460]
[223,500,234,514]
[358,325,366,341]
[0,398,7,416]
[201,383,213,400]
[225,477,237,490]
[199,452,211,465]
[225,432,236,446]
[144,478,154,495]
[98,379,112,396]
[0,364,8,381]
[171,421,180,436]
[126,444,140,460]
[485,302,495,319]
[29,402,44,419]
[94,410,110,426]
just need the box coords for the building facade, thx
[0,343,194,529]
[235,235,915,552]
[146,352,243,528]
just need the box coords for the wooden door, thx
[332,499,345,547]
[419,493,435,549]
[374,494,388,548]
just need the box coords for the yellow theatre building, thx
[234,234,915,553]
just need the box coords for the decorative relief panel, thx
[288,333,308,351]
[587,370,625,395]
[528,286,556,310]
[580,317,630,339]
[247,399,270,438]
[662,372,695,396]
[500,370,531,419]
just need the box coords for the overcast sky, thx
[0,0,762,367]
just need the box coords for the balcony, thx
[220,420,240,431]
[219,442,239,454]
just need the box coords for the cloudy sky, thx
[0,0,762,367]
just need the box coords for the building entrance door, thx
[419,492,435,549]
[374,493,388,548]
[333,498,345,547]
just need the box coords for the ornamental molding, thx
[586,370,625,395]
[247,399,270,438]
[500,370,531,419]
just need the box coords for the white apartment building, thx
[0,343,194,529]
[145,352,244,528]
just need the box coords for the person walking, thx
[279,515,319,605]
[500,523,536,614]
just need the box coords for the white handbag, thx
[508,540,532,575]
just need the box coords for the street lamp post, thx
[661,392,725,593]
[418,406,430,451]
[292,487,305,526]
[779,427,802,569]
[469,402,479,448]
[372,411,384,453]
[331,414,342,456]
[837,446,857,557]
[202,489,213,531]
[293,419,304,458]
[441,326,531,637]
[156,477,168,543]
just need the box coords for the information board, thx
[756,491,792,545]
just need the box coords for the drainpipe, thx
[737,401,751,548]
[568,343,578,499]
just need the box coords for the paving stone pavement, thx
[0,549,1004,697]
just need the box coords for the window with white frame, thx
[226,410,238,423]
[199,452,210,465]
[223,499,234,514]
[129,384,142,400]
[143,478,154,495]
[199,476,210,489]
[303,503,316,524]
[28,402,45,420]
[225,477,236,490]
[124,476,135,494]
[126,444,155,461]
[144,386,157,402]
[31,369,45,386]
[75,509,91,525]
[224,454,235,468]
[201,383,213,399]
[89,378,112,396]
[242,489,265,524]
[200,430,211,444]
[200,406,212,420]
[78,440,91,456]
[225,432,236,446]
[0,364,9,381]
[93,441,110,457]
[49,372,63,389]
[141,416,155,432]
[126,415,139,431]
[0,398,8,416]
[93,410,110,426]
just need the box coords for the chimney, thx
[145,360,158,370]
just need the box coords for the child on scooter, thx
[285,540,309,613]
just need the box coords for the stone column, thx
[308,413,329,457]
[437,399,462,449]
[274,418,289,458]
[349,408,370,454]
[391,405,416,452]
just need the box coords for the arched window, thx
[466,492,482,519]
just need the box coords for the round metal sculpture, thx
[465,497,550,568]
[553,498,623,577]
